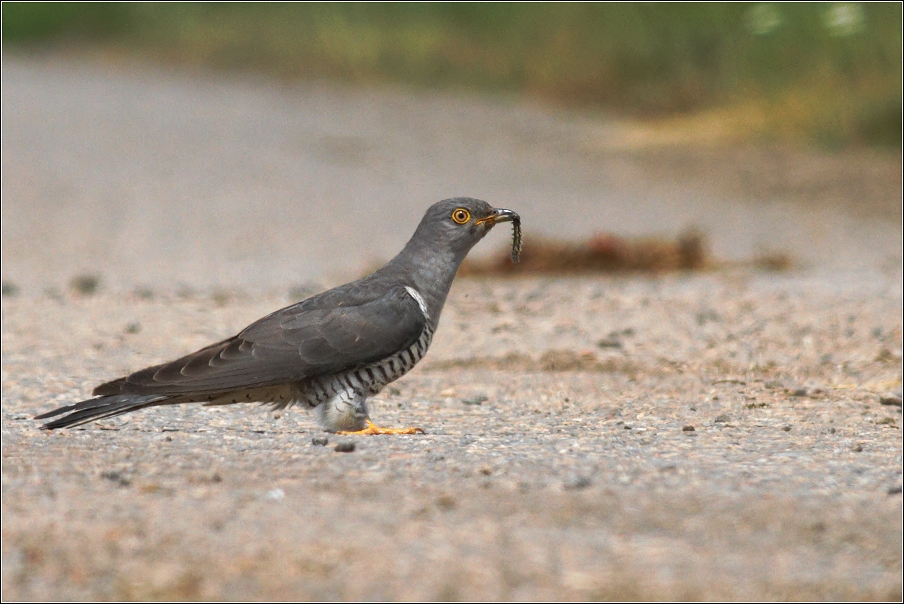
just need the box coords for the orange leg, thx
[338,419,425,435]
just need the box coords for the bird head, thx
[414,197,519,259]
[380,197,520,321]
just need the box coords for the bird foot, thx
[338,420,425,435]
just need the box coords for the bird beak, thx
[476,208,519,226]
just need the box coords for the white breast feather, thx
[404,286,430,319]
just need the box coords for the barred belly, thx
[297,322,435,409]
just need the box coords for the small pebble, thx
[334,441,355,453]
[124,322,141,334]
[790,388,808,397]
[879,396,902,407]
[1,281,19,297]
[596,337,622,349]
[782,425,792,431]
[877,417,895,425]
[875,348,896,362]
[100,471,130,487]
[312,436,329,446]
[682,425,695,432]
[70,274,101,295]
[462,395,488,406]
[852,444,863,452]
[564,476,592,490]
[714,414,730,423]
[888,486,903,495]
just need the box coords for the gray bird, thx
[36,198,520,435]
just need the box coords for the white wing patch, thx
[404,286,430,320]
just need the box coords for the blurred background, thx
[2,2,902,293]
[4,3,900,145]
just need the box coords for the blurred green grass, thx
[3,2,900,148]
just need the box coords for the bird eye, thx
[451,208,471,224]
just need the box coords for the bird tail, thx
[35,394,171,430]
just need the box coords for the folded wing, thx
[93,285,426,396]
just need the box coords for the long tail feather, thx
[35,394,170,430]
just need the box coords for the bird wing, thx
[93,285,426,396]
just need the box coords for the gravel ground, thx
[3,272,902,600]
[2,57,902,600]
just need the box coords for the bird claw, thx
[338,420,425,435]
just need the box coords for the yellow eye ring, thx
[451,208,471,224]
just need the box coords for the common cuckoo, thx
[36,198,520,435]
